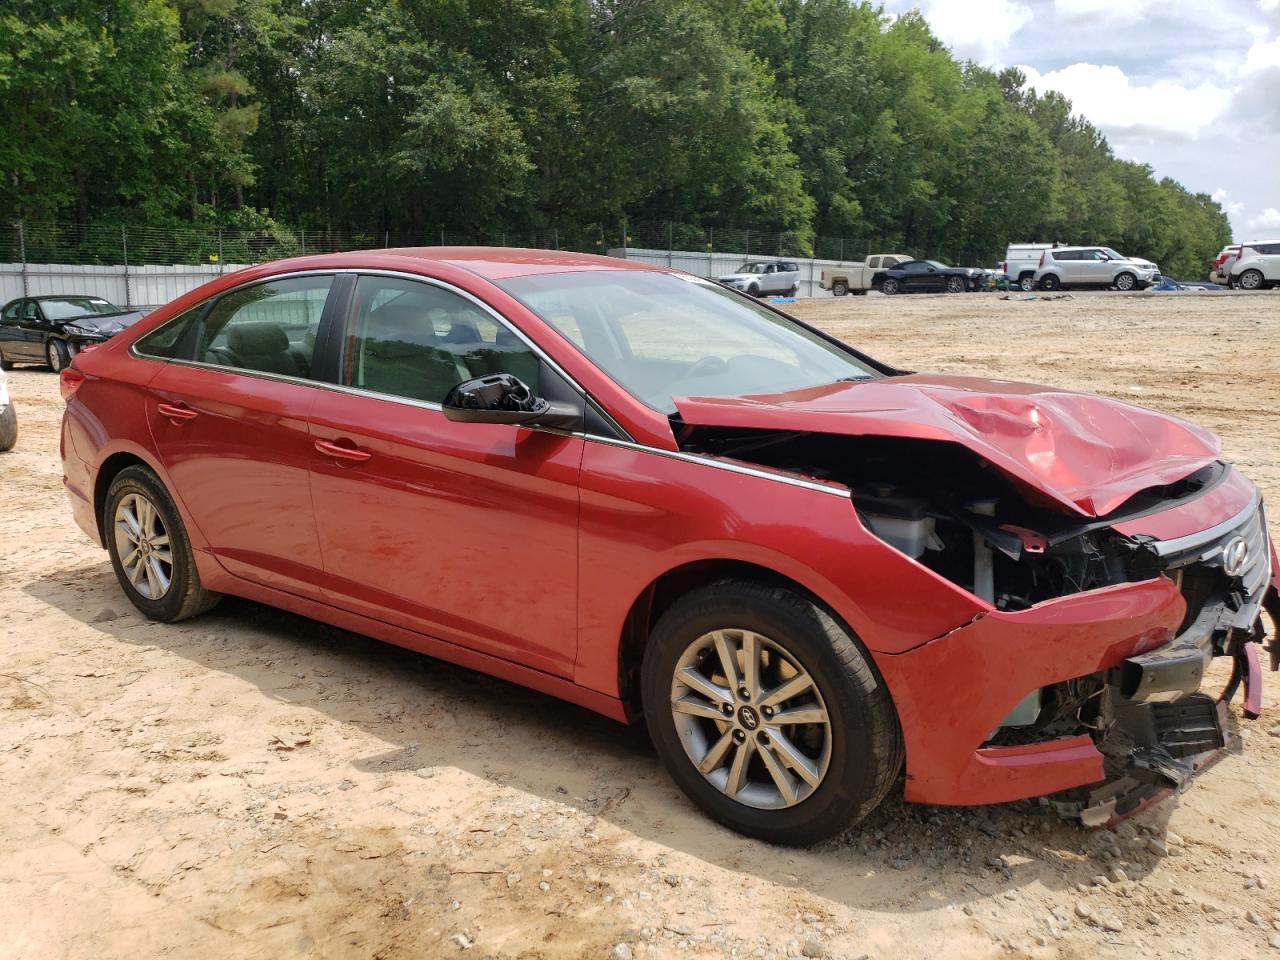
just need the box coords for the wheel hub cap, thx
[112,493,174,601]
[670,628,832,810]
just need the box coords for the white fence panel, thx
[0,262,252,311]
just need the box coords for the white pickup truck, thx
[819,254,911,295]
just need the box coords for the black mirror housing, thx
[441,373,580,430]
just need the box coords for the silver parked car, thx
[1033,246,1159,291]
[716,260,801,297]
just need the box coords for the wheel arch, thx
[615,558,870,721]
[93,451,152,546]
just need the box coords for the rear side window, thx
[343,275,541,404]
[134,305,204,359]
[196,275,333,378]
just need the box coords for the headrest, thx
[227,321,289,355]
[495,327,523,349]
[443,317,481,345]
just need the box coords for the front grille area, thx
[1159,500,1271,633]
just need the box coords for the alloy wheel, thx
[112,492,174,600]
[882,279,899,295]
[1115,273,1135,291]
[669,628,831,809]
[1240,270,1263,290]
[47,341,62,372]
[946,276,965,293]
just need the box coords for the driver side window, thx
[343,276,541,404]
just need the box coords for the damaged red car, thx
[60,249,1279,844]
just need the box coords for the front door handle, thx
[157,402,199,424]
[314,438,372,463]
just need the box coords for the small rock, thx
[1093,875,1111,887]
[962,904,976,916]
[91,607,121,623]
[1166,831,1184,847]
[1248,910,1265,926]
[664,874,680,887]
[1102,916,1123,933]
[801,939,826,959]
[1146,912,1160,926]
[890,858,910,871]
[538,881,550,892]
[610,944,633,960]
[987,855,1009,869]
[450,900,461,911]
[1003,890,1017,901]
[1260,877,1270,890]
[1109,867,1129,884]
[1075,901,1093,919]
[415,767,435,779]
[1270,934,1280,951]
[450,933,473,950]
[337,780,355,791]
[1146,837,1169,858]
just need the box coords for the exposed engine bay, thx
[677,425,1277,822]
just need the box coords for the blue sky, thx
[880,0,1280,239]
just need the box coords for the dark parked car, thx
[0,295,144,372]
[871,259,974,295]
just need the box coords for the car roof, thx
[379,246,669,280]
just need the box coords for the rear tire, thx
[642,579,902,846]
[104,466,221,622]
[1239,269,1264,291]
[831,281,849,297]
[0,353,13,371]
[46,338,69,372]
[1038,274,1060,291]
[1018,275,1035,292]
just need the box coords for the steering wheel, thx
[686,356,728,379]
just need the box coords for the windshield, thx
[925,260,949,270]
[39,297,123,320]
[734,262,771,274]
[497,271,880,414]
[1101,248,1124,260]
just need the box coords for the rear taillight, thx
[59,367,85,401]
[1038,252,1046,267]
[1000,261,1007,272]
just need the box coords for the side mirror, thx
[441,373,580,430]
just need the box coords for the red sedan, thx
[60,248,1279,844]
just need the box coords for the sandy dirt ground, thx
[2,290,1279,960]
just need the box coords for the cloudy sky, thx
[880,0,1280,238]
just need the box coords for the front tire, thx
[747,283,761,298]
[881,278,900,295]
[945,275,965,294]
[1114,271,1137,291]
[642,579,902,846]
[46,338,69,372]
[105,466,221,622]
[1238,269,1265,291]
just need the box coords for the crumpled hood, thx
[673,374,1221,517]
[66,311,144,336]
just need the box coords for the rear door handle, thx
[157,402,199,424]
[314,438,372,463]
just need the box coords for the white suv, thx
[1033,246,1158,291]
[1228,240,1280,290]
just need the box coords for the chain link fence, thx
[1,218,937,308]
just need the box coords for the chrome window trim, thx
[1150,490,1263,558]
[572,432,850,497]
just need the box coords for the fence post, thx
[667,221,673,267]
[839,238,844,262]
[384,230,389,248]
[621,217,627,258]
[553,227,559,250]
[217,230,224,274]
[745,229,750,257]
[121,226,132,308]
[708,226,714,275]
[17,220,28,297]
[300,228,306,255]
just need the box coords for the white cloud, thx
[1052,0,1158,20]
[1212,188,1246,221]
[1243,36,1280,73]
[1018,63,1230,138]
[911,0,1031,65]
[1247,208,1280,233]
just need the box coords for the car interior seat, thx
[359,304,468,402]
[215,321,309,377]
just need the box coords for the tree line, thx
[1,0,1231,276]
